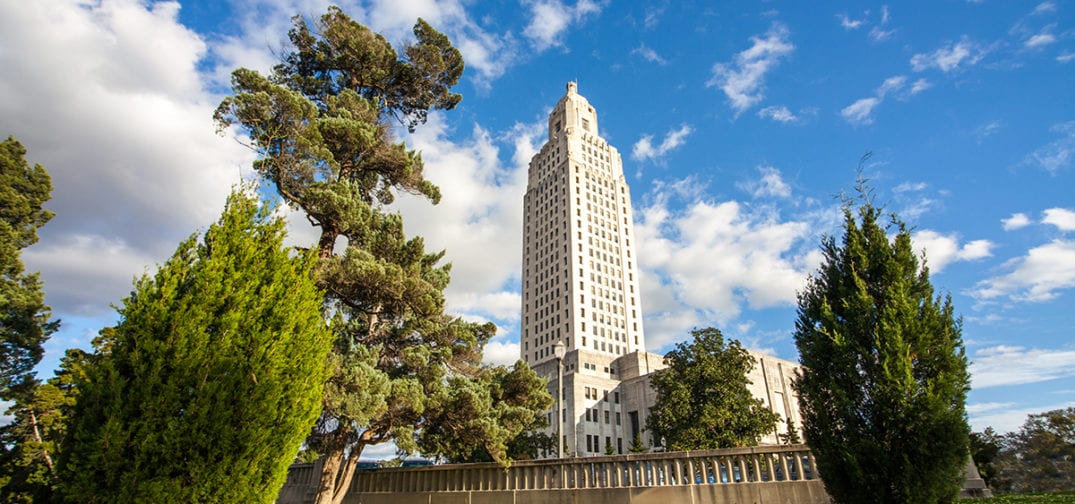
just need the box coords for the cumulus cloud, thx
[972,239,1075,302]
[523,0,603,51]
[393,114,543,326]
[482,339,523,366]
[1024,121,1075,174]
[1002,212,1031,231]
[975,120,1003,143]
[910,37,988,72]
[2,0,250,320]
[706,23,794,115]
[634,181,822,349]
[1042,207,1075,231]
[969,400,1075,434]
[910,230,994,273]
[632,124,693,162]
[970,345,1075,388]
[757,105,799,123]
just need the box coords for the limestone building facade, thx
[522,83,802,457]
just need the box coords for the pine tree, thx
[0,136,58,401]
[794,178,970,504]
[647,327,779,451]
[214,8,549,504]
[58,190,332,503]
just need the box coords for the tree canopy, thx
[215,8,547,504]
[58,190,332,503]
[989,408,1075,493]
[0,135,58,401]
[794,178,970,504]
[647,327,779,451]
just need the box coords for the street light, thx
[553,340,566,459]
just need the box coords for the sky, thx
[1,0,1073,439]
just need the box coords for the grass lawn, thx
[962,494,1075,503]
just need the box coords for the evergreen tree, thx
[628,433,647,454]
[647,327,779,451]
[58,190,332,503]
[0,136,58,401]
[0,349,89,503]
[794,179,970,504]
[215,8,549,504]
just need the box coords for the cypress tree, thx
[794,180,970,504]
[59,190,332,503]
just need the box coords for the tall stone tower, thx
[521,83,804,458]
[522,81,645,366]
[522,83,663,457]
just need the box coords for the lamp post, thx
[553,340,566,459]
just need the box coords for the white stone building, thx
[521,83,803,457]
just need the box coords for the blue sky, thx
[1,0,1073,438]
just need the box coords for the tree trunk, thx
[29,409,55,475]
[313,447,345,504]
[331,444,365,504]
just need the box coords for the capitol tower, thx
[522,82,666,457]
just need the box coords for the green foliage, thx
[992,408,1075,494]
[960,493,1075,504]
[971,427,1003,489]
[0,136,58,401]
[0,349,88,503]
[647,327,779,451]
[215,9,545,504]
[416,361,552,463]
[793,178,970,504]
[58,190,332,504]
[779,418,802,445]
[629,433,647,454]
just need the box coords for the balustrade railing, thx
[293,444,820,494]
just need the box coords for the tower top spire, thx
[567,81,578,94]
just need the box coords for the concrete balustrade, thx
[278,444,832,503]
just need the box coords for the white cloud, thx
[841,74,929,126]
[631,44,668,65]
[869,26,896,42]
[758,105,799,123]
[910,37,987,72]
[893,181,927,193]
[1025,31,1057,48]
[1002,212,1032,231]
[523,0,603,51]
[837,14,863,30]
[482,339,522,366]
[394,114,542,326]
[909,78,931,95]
[1024,121,1075,174]
[635,182,822,349]
[970,345,1075,388]
[910,230,994,273]
[975,120,1003,142]
[738,166,792,199]
[1042,207,1075,231]
[632,124,693,162]
[972,239,1075,302]
[1059,52,1075,63]
[706,23,795,115]
[841,97,881,125]
[1,0,251,320]
[969,401,1075,434]
[1032,1,1058,15]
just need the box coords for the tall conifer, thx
[794,179,970,504]
[59,191,331,503]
